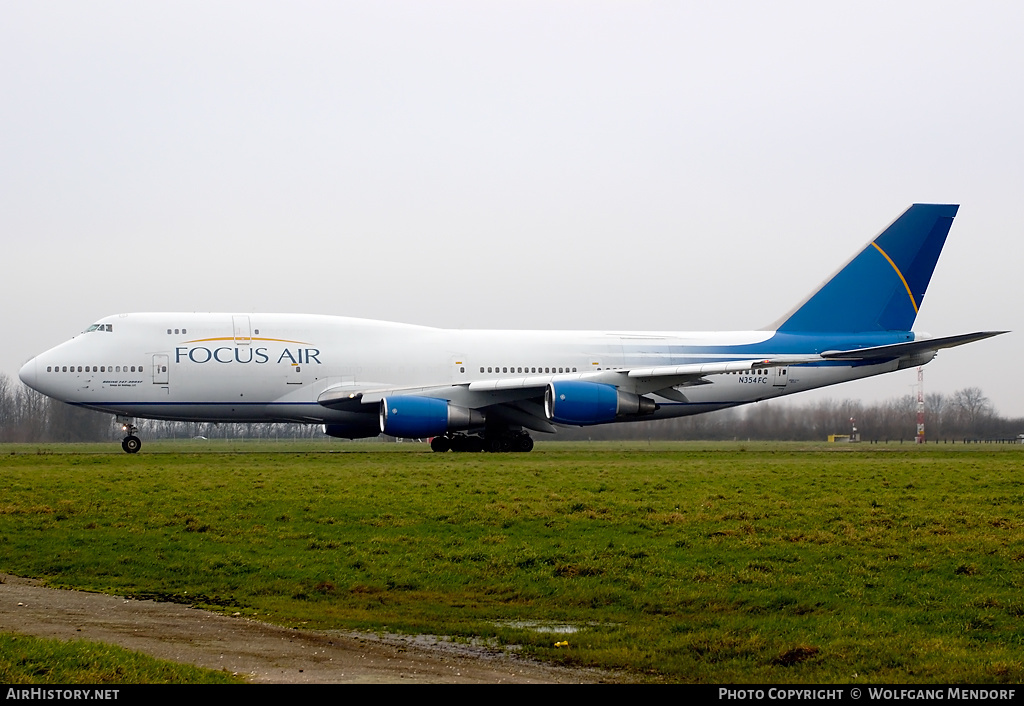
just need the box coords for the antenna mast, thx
[915,367,925,444]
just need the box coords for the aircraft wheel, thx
[515,434,534,453]
[486,436,510,453]
[430,436,451,453]
[122,435,142,454]
[449,435,483,452]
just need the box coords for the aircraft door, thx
[285,364,305,386]
[233,315,252,345]
[153,354,169,385]
[451,354,468,383]
[773,366,789,388]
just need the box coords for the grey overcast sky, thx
[2,2,1022,415]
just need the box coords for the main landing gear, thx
[119,418,142,454]
[430,429,534,453]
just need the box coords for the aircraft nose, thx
[18,357,39,391]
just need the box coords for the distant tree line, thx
[1,372,1021,444]
[556,387,1024,443]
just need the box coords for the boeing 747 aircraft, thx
[19,204,1004,453]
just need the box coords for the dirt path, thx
[0,574,604,683]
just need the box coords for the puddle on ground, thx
[494,620,584,634]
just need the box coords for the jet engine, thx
[379,396,486,438]
[544,381,657,425]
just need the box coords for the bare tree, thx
[950,387,994,436]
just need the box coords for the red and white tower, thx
[915,367,925,443]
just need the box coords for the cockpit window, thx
[84,323,113,333]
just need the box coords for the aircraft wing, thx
[317,356,820,411]
[318,383,461,410]
[821,331,1007,360]
[316,334,1003,418]
[316,380,561,433]
[314,333,1002,437]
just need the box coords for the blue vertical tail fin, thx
[770,204,958,333]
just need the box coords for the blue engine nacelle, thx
[379,396,486,438]
[544,380,657,425]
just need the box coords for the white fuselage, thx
[18,312,897,426]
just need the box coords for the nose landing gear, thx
[118,418,141,454]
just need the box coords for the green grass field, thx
[0,633,242,684]
[1,441,1022,682]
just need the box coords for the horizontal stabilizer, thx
[821,331,1006,360]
